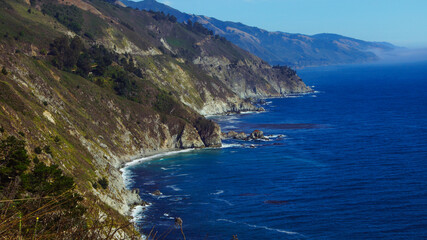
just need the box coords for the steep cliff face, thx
[193,55,311,98]
[0,0,310,237]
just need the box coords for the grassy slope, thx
[0,0,306,236]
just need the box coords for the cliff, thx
[0,0,310,238]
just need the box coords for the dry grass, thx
[0,189,139,240]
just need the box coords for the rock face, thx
[178,124,205,148]
[201,122,222,147]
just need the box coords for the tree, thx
[0,136,30,188]
[1,66,7,75]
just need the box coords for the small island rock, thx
[152,190,162,196]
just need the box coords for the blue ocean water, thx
[125,61,427,239]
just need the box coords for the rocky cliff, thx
[0,0,311,238]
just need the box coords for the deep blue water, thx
[125,61,427,239]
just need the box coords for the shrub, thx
[54,135,60,143]
[34,146,42,154]
[97,177,108,189]
[42,3,83,33]
[1,66,7,75]
[0,136,30,188]
[43,145,52,154]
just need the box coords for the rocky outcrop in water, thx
[222,130,270,141]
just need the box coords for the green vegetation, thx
[0,136,30,187]
[186,20,213,36]
[0,135,86,238]
[97,177,109,190]
[1,67,7,75]
[43,145,52,155]
[149,10,177,23]
[42,3,83,33]
[34,146,42,154]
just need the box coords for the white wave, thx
[239,111,257,115]
[124,149,195,168]
[217,219,304,236]
[310,95,317,98]
[266,101,273,105]
[120,167,135,188]
[161,167,175,171]
[153,194,173,199]
[131,203,152,223]
[166,185,182,191]
[267,134,287,139]
[221,143,243,148]
[121,149,194,188]
[143,180,155,186]
[215,198,233,206]
[211,190,224,195]
[163,213,174,220]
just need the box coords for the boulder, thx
[249,130,264,140]
[152,190,162,196]
[226,131,238,138]
[235,132,247,140]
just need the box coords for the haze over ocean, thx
[124,61,427,239]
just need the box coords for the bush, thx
[42,3,83,33]
[1,66,7,75]
[43,145,52,154]
[0,136,30,188]
[97,177,108,189]
[34,146,42,154]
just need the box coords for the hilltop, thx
[123,0,396,67]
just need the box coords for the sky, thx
[145,0,427,48]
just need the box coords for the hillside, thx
[0,0,309,238]
[123,0,396,67]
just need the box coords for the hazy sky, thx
[146,0,427,48]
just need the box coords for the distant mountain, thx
[123,0,396,67]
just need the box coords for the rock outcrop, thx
[249,130,264,140]
[178,124,205,148]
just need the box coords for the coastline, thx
[119,94,310,228]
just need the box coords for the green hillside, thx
[0,0,310,238]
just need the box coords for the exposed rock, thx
[225,131,238,138]
[249,130,264,140]
[195,118,222,147]
[203,122,222,147]
[235,132,248,140]
[152,190,162,196]
[178,124,205,149]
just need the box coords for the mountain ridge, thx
[122,0,396,67]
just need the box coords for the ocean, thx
[123,61,427,239]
